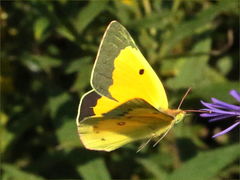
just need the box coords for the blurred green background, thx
[1,0,239,179]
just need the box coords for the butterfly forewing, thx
[91,21,168,111]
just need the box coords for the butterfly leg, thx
[153,126,172,147]
[136,133,157,153]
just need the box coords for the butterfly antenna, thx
[153,126,172,147]
[175,88,212,113]
[137,137,153,153]
[178,88,192,109]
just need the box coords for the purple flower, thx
[200,90,240,138]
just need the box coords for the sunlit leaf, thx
[48,92,71,119]
[57,25,76,41]
[65,57,92,74]
[34,17,50,41]
[70,58,92,92]
[216,56,233,75]
[0,112,14,153]
[22,55,61,73]
[73,0,108,33]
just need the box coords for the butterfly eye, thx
[139,69,144,75]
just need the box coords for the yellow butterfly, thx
[76,21,186,152]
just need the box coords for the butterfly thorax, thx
[164,109,185,124]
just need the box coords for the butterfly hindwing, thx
[78,99,174,151]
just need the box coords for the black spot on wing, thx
[139,69,144,75]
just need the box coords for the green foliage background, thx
[1,0,239,179]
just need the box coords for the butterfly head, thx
[165,109,185,124]
[174,110,185,124]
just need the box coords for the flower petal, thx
[201,100,236,111]
[207,108,239,115]
[212,121,240,138]
[200,107,239,116]
[200,101,219,110]
[211,98,240,112]
[200,112,223,117]
[230,90,240,102]
[208,114,236,122]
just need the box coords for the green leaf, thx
[113,0,142,24]
[167,144,240,180]
[173,121,206,149]
[128,11,174,30]
[166,37,214,89]
[77,157,111,180]
[193,81,240,103]
[0,112,14,153]
[56,119,80,150]
[73,0,108,33]
[22,55,61,73]
[57,25,76,41]
[2,164,44,180]
[34,17,50,41]
[160,0,237,57]
[48,92,71,119]
[137,158,168,180]
[71,59,92,92]
[65,57,92,74]
[0,129,14,154]
[216,56,233,75]
[160,58,185,77]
